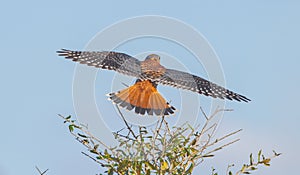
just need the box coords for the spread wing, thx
[57,49,142,78]
[158,69,250,102]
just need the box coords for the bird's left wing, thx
[57,49,142,78]
[158,68,250,102]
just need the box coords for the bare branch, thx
[115,105,138,139]
[81,152,105,166]
[35,166,48,175]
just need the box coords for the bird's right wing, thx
[158,68,251,102]
[57,49,142,78]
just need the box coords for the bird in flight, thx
[57,49,250,116]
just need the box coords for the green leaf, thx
[66,115,71,120]
[185,163,194,174]
[202,154,214,158]
[68,125,74,132]
[146,169,151,175]
[78,133,88,138]
[108,168,114,175]
[82,139,89,145]
[191,139,196,146]
[258,149,262,162]
[241,164,246,172]
[96,155,103,160]
[250,153,253,165]
[73,125,81,129]
[273,150,282,157]
[90,149,98,154]
[145,161,156,170]
[250,167,257,171]
[94,144,99,150]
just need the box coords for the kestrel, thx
[57,49,250,116]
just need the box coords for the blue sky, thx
[1,1,299,174]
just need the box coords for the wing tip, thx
[56,48,73,57]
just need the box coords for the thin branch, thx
[200,106,208,120]
[81,152,105,166]
[195,108,233,147]
[235,151,281,175]
[150,116,165,163]
[218,129,242,142]
[163,118,171,135]
[58,114,110,150]
[35,166,48,175]
[153,116,165,142]
[81,152,122,175]
[113,132,137,141]
[206,129,242,147]
[115,105,138,139]
[201,138,240,158]
[226,164,235,174]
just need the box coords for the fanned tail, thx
[108,80,176,116]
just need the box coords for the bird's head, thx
[145,54,160,63]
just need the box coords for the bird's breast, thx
[141,60,166,79]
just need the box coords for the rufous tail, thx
[108,80,176,116]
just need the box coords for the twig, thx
[153,116,165,142]
[35,166,48,175]
[201,138,240,158]
[206,129,242,147]
[217,129,242,142]
[81,152,105,166]
[113,132,137,141]
[150,116,165,163]
[115,105,138,139]
[200,106,208,120]
[82,152,122,175]
[226,164,235,174]
[195,107,233,146]
[235,151,281,175]
[163,118,171,135]
[58,114,110,150]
